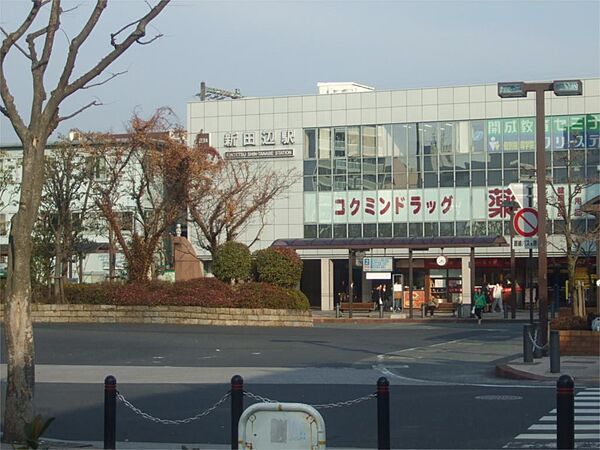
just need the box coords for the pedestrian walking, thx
[473,287,487,324]
[492,281,504,313]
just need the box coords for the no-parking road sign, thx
[513,207,538,237]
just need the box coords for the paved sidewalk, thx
[496,354,600,384]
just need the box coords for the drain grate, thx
[475,395,523,401]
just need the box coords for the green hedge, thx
[213,242,251,283]
[253,247,303,288]
[50,278,308,309]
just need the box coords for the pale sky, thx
[1,0,599,144]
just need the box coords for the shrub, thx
[236,282,309,310]
[550,315,588,330]
[212,241,251,284]
[252,247,303,288]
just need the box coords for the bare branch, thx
[0,27,32,60]
[136,34,163,45]
[81,71,126,89]
[58,100,101,122]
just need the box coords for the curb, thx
[494,364,548,381]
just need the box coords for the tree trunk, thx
[3,139,45,443]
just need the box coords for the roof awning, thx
[271,235,508,250]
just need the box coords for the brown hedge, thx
[550,315,589,330]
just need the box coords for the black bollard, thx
[231,375,244,450]
[379,303,384,318]
[523,324,533,363]
[336,303,341,318]
[550,330,560,373]
[104,375,117,450]
[556,375,574,449]
[377,377,390,450]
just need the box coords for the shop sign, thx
[363,257,393,272]
[514,237,538,249]
[223,130,296,148]
[225,149,294,160]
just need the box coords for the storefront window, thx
[409,222,423,237]
[440,222,454,236]
[348,223,362,238]
[424,222,439,237]
[378,223,392,237]
[393,222,407,237]
[304,224,317,238]
[333,224,347,238]
[363,223,377,237]
[318,224,332,238]
[456,221,470,236]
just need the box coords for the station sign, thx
[363,257,393,272]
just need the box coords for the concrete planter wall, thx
[0,304,313,327]
[555,329,600,356]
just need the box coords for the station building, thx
[187,79,600,311]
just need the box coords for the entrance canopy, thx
[271,235,508,250]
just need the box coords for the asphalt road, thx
[1,322,596,448]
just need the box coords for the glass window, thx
[363,157,376,175]
[378,173,393,189]
[569,116,586,150]
[393,164,408,189]
[424,155,437,172]
[303,160,317,176]
[347,157,361,173]
[472,171,485,186]
[318,128,331,159]
[348,175,362,190]
[362,125,376,157]
[318,160,332,175]
[421,123,439,155]
[348,127,361,157]
[519,118,535,151]
[553,168,567,183]
[440,222,454,236]
[470,121,485,153]
[304,176,316,191]
[393,222,407,237]
[392,124,408,158]
[554,151,568,167]
[334,224,347,238]
[456,171,470,187]
[472,221,486,236]
[409,222,423,237]
[348,223,362,238]
[488,153,502,169]
[408,172,422,189]
[439,122,455,154]
[488,170,502,186]
[304,129,316,159]
[553,220,564,234]
[440,172,454,187]
[424,172,438,188]
[318,175,331,191]
[457,121,470,154]
[487,120,502,152]
[378,223,392,237]
[504,152,518,169]
[471,152,487,170]
[333,158,347,175]
[304,224,317,238]
[333,175,347,190]
[504,169,518,184]
[363,223,377,238]
[439,154,454,171]
[333,128,346,157]
[488,221,502,236]
[570,149,585,166]
[502,119,519,152]
[424,222,439,237]
[519,152,535,174]
[454,154,469,170]
[318,224,332,238]
[377,125,393,157]
[456,221,471,236]
[586,114,599,149]
[363,174,377,190]
[551,116,569,151]
[378,157,392,173]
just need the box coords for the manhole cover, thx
[475,395,523,401]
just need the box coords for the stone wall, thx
[0,304,313,327]
[556,330,600,356]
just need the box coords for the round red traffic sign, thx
[513,207,538,237]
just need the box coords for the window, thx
[470,121,485,153]
[347,127,361,157]
[421,123,438,155]
[393,222,407,237]
[348,224,362,238]
[439,122,454,154]
[334,128,346,157]
[409,223,423,237]
[0,214,7,236]
[378,223,392,237]
[318,224,332,238]
[363,223,377,237]
[362,126,376,157]
[318,128,331,159]
[117,211,134,232]
[304,129,316,159]
[304,224,317,238]
[334,224,347,238]
[424,222,439,237]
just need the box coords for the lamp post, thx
[503,200,519,319]
[498,80,582,351]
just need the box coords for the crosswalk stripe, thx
[528,424,600,431]
[539,415,600,421]
[516,433,600,440]
[550,408,600,413]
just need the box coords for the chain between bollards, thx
[556,375,574,449]
[104,375,117,450]
[377,377,390,450]
[231,374,244,450]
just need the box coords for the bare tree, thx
[86,109,191,282]
[187,156,298,257]
[0,1,170,442]
[547,149,599,318]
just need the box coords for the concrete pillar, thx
[460,255,472,317]
[320,258,334,311]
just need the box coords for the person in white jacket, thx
[492,281,504,313]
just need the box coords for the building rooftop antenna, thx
[197,81,242,101]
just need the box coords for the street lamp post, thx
[503,200,518,319]
[498,79,582,352]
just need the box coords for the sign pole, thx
[528,185,534,324]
